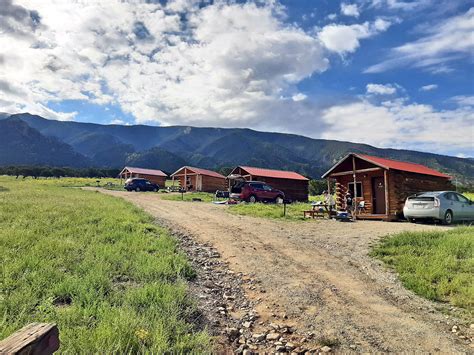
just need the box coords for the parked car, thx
[124,178,159,192]
[403,191,474,225]
[230,180,284,203]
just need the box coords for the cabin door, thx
[372,177,386,214]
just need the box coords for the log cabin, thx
[228,166,309,201]
[119,166,167,186]
[322,153,453,220]
[170,166,226,192]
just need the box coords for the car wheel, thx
[135,187,141,192]
[443,210,453,225]
[152,187,158,192]
[408,218,416,223]
[275,196,284,204]
[248,195,257,203]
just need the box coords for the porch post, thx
[384,170,390,219]
[327,179,331,195]
[352,155,357,217]
[184,168,187,191]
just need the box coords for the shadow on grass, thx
[0,186,9,192]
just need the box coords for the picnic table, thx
[303,203,334,219]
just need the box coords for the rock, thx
[226,327,239,340]
[286,342,296,350]
[237,344,249,352]
[320,346,332,353]
[242,350,252,355]
[243,321,252,328]
[276,345,286,352]
[470,324,474,329]
[266,332,281,341]
[252,333,266,342]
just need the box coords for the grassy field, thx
[371,227,474,312]
[229,196,325,221]
[160,192,216,202]
[0,177,209,353]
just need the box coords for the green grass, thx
[229,198,324,221]
[0,177,209,353]
[371,227,474,313]
[5,176,122,188]
[463,192,474,201]
[160,192,215,202]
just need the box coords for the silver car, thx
[403,191,474,225]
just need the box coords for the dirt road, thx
[95,190,470,352]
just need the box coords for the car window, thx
[146,182,151,185]
[263,185,272,191]
[250,183,263,189]
[456,194,469,203]
[445,192,459,201]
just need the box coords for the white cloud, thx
[321,99,474,154]
[318,19,391,54]
[419,84,438,91]
[292,93,307,101]
[366,7,474,73]
[341,3,360,17]
[369,0,429,11]
[109,119,129,125]
[451,95,474,107]
[0,0,330,127]
[327,13,337,20]
[366,83,397,95]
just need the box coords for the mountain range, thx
[1,113,473,182]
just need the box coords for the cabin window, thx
[348,182,363,198]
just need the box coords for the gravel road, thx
[94,189,472,352]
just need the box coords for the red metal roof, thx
[172,166,225,179]
[238,166,309,181]
[357,154,451,178]
[123,166,167,177]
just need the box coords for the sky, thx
[0,0,473,157]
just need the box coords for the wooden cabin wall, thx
[201,175,226,192]
[390,171,453,217]
[334,170,384,213]
[143,175,167,186]
[249,176,309,201]
[122,172,166,186]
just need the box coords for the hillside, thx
[1,113,473,182]
[0,118,90,167]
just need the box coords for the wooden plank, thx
[329,167,382,177]
[0,323,59,355]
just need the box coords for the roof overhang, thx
[321,153,388,179]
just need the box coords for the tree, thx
[309,179,334,196]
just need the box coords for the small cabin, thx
[170,166,226,193]
[322,153,453,220]
[119,166,167,186]
[228,166,309,201]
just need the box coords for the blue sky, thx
[0,0,473,157]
